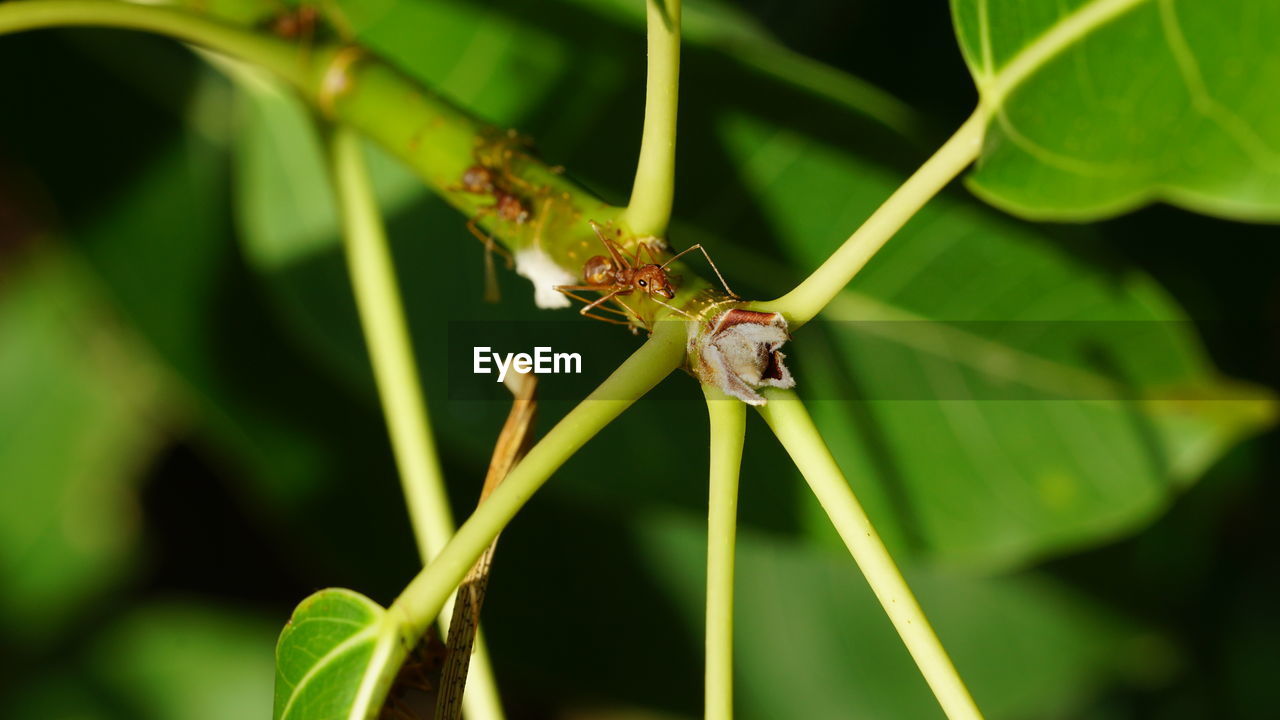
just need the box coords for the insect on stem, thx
[555,221,736,329]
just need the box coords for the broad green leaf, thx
[632,509,1148,719]
[225,0,1274,570]
[0,246,169,643]
[230,75,429,390]
[274,589,407,720]
[951,0,1280,221]
[714,110,1275,567]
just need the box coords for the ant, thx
[266,4,320,39]
[263,2,355,62]
[555,222,738,328]
[456,162,536,302]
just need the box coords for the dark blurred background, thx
[1,0,1277,718]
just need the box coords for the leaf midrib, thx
[977,0,1151,108]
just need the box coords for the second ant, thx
[555,221,738,330]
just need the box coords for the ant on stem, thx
[555,222,738,328]
[455,163,529,302]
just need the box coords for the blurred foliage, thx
[0,245,169,644]
[0,0,1277,719]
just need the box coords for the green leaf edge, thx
[273,588,409,720]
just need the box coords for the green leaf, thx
[633,510,1149,720]
[713,110,1275,567]
[3,601,278,720]
[87,602,278,720]
[951,0,1280,221]
[273,589,407,720]
[223,0,1275,569]
[0,246,169,643]
[230,74,425,390]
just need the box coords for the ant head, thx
[634,265,676,299]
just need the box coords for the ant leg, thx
[660,244,739,298]
[579,308,635,326]
[466,210,515,263]
[500,150,537,194]
[581,290,641,327]
[554,287,632,317]
[467,210,515,303]
[589,221,629,269]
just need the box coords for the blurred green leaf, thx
[4,600,277,720]
[951,0,1280,221]
[714,111,1275,567]
[88,601,277,720]
[230,75,425,390]
[0,245,169,642]
[1,668,118,720]
[55,65,418,589]
[273,589,405,720]
[634,509,1150,720]
[224,0,1275,571]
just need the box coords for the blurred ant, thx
[263,2,354,60]
[267,4,319,38]
[456,163,534,302]
[554,222,738,328]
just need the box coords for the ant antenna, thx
[659,244,739,299]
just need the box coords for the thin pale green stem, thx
[329,129,506,720]
[755,111,988,328]
[623,0,682,237]
[330,129,452,575]
[0,0,307,87]
[702,387,745,720]
[755,388,983,720]
[390,321,687,636]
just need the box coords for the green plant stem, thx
[0,0,619,270]
[756,388,983,720]
[1,1,729,324]
[329,128,506,720]
[0,0,307,86]
[623,0,682,237]
[756,111,987,328]
[390,320,687,636]
[330,128,452,580]
[702,387,745,720]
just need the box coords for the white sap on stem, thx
[515,247,577,309]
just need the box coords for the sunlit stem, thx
[0,0,307,85]
[755,111,988,328]
[756,388,983,720]
[329,129,505,720]
[623,0,682,237]
[391,321,687,636]
[703,387,745,720]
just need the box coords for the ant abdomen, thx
[582,255,615,285]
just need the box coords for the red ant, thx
[456,163,536,302]
[555,222,738,327]
[264,3,355,67]
[267,4,320,39]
